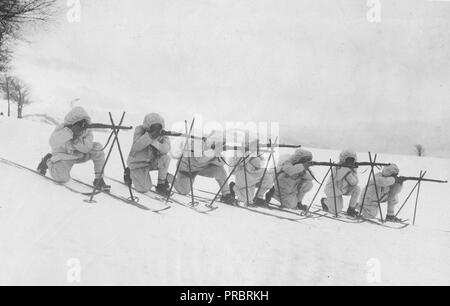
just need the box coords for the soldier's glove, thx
[303,161,313,169]
[147,123,163,140]
[344,157,357,169]
[69,119,88,138]
[395,176,406,184]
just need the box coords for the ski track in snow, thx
[0,117,449,285]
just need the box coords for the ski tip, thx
[154,206,172,213]
[83,199,97,204]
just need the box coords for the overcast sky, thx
[9,0,450,155]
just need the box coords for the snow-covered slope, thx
[0,116,449,285]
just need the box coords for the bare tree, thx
[414,144,425,157]
[0,0,56,31]
[0,0,56,69]
[0,1,55,115]
[0,74,12,116]
[0,76,31,118]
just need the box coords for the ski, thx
[172,197,218,214]
[0,157,102,197]
[169,191,219,213]
[194,187,321,220]
[309,203,409,228]
[307,209,365,224]
[193,191,318,222]
[72,178,171,213]
[358,216,410,229]
[104,176,174,205]
[264,202,315,217]
[104,176,216,214]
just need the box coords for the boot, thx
[265,186,275,203]
[37,153,52,175]
[93,177,111,192]
[385,215,403,223]
[297,203,308,211]
[220,193,236,205]
[253,197,267,207]
[166,173,175,185]
[229,182,236,198]
[124,167,132,186]
[346,206,359,217]
[155,180,171,197]
[320,198,329,212]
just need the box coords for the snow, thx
[0,116,449,285]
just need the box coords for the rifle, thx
[221,145,271,153]
[185,145,271,155]
[311,161,391,169]
[160,130,207,141]
[398,176,447,184]
[161,130,300,149]
[86,123,133,130]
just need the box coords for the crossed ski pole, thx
[254,138,278,206]
[304,166,331,215]
[185,120,197,206]
[358,153,375,218]
[329,159,339,218]
[413,170,425,226]
[242,131,250,206]
[207,154,251,208]
[252,138,285,208]
[165,118,196,204]
[85,112,126,203]
[108,113,137,203]
[358,152,384,222]
[394,170,426,219]
[270,140,285,209]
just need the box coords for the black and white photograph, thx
[0,0,449,289]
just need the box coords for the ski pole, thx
[254,137,278,203]
[108,112,137,202]
[329,159,338,218]
[208,154,250,208]
[271,139,285,208]
[185,120,196,206]
[368,153,384,223]
[395,170,426,218]
[86,112,126,203]
[413,170,424,226]
[305,166,331,215]
[243,131,250,206]
[243,155,250,206]
[165,118,196,204]
[358,152,377,218]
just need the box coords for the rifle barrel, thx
[311,161,391,168]
[357,162,391,167]
[87,123,133,130]
[161,131,206,141]
[160,131,301,148]
[260,144,301,148]
[401,177,447,184]
[221,146,271,153]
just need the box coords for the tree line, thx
[0,0,55,118]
